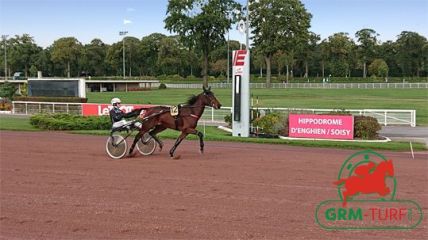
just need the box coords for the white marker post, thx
[232,50,250,137]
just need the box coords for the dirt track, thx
[0,131,427,239]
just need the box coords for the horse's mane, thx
[186,95,198,105]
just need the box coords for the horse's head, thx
[202,86,222,109]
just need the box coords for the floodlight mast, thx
[119,31,128,79]
[2,35,8,80]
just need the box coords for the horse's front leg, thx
[188,129,204,153]
[169,132,188,158]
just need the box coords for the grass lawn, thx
[0,115,425,151]
[0,115,40,131]
[71,126,426,151]
[86,88,428,125]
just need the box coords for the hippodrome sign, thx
[82,103,152,116]
[288,113,354,140]
[232,50,250,137]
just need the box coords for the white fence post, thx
[384,111,387,126]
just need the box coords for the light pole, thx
[245,0,249,50]
[227,31,230,84]
[119,31,128,79]
[2,35,8,80]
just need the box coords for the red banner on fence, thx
[82,103,154,116]
[288,114,354,140]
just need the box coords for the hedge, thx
[30,113,110,130]
[354,116,382,139]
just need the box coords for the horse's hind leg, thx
[129,131,143,156]
[149,125,166,151]
[169,132,188,158]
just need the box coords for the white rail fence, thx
[11,101,416,127]
[161,82,428,89]
[12,101,82,115]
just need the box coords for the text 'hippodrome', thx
[298,118,343,125]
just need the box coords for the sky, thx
[0,0,427,48]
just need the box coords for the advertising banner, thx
[289,114,354,140]
[82,103,153,116]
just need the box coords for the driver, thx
[109,97,143,130]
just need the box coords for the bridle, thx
[204,92,219,109]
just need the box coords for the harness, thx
[169,104,203,130]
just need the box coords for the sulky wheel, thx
[136,132,156,156]
[106,134,127,159]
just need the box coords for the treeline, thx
[1,27,427,81]
[1,30,426,81]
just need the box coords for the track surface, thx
[1,131,427,239]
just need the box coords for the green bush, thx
[354,116,381,139]
[0,82,17,100]
[224,114,232,127]
[30,113,111,130]
[253,112,284,135]
[158,83,167,89]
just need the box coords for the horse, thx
[128,86,222,158]
[334,160,394,207]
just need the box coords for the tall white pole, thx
[2,35,8,80]
[122,37,125,79]
[119,31,128,80]
[227,31,230,84]
[245,0,249,50]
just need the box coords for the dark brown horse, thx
[129,87,222,158]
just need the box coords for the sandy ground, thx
[0,131,427,239]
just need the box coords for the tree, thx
[368,59,389,78]
[317,40,329,78]
[124,37,142,77]
[209,39,240,79]
[211,59,227,77]
[165,0,241,87]
[140,33,167,76]
[250,0,311,87]
[157,36,187,75]
[80,39,108,76]
[252,47,266,78]
[324,33,355,77]
[50,37,82,77]
[34,49,53,77]
[396,31,427,77]
[355,29,379,78]
[0,82,17,100]
[105,42,123,76]
[296,32,320,78]
[7,34,41,77]
[378,41,400,77]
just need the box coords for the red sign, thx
[288,114,354,140]
[233,50,247,66]
[82,103,154,116]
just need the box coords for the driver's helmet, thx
[111,97,121,107]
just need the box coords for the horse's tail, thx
[334,179,346,186]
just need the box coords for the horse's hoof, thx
[171,155,181,160]
[128,151,137,158]
[199,150,204,154]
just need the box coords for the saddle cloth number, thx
[170,106,179,116]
